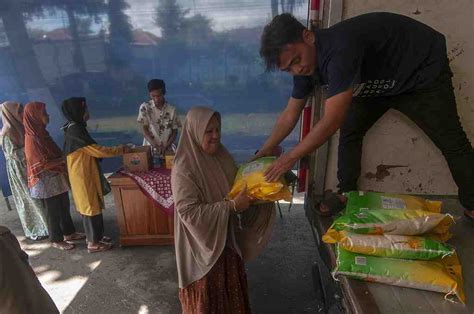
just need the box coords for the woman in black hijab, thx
[62,97,129,253]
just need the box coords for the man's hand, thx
[151,142,163,155]
[251,97,306,162]
[263,89,352,182]
[264,153,298,182]
[251,146,284,162]
[157,144,165,156]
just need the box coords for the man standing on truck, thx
[255,12,474,221]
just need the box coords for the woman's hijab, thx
[23,102,66,188]
[172,106,275,288]
[61,97,96,155]
[61,97,110,195]
[0,101,24,147]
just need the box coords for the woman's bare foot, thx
[52,241,75,251]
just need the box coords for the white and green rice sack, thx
[323,230,454,260]
[331,206,452,238]
[344,191,442,213]
[334,247,465,303]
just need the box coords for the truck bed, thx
[306,197,473,313]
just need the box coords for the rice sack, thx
[345,191,442,213]
[323,230,454,260]
[334,247,465,303]
[331,207,453,240]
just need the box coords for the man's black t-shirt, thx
[292,12,447,99]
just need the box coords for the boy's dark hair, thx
[147,79,166,94]
[260,13,306,71]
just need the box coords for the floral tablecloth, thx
[117,167,174,215]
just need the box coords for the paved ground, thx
[0,194,319,314]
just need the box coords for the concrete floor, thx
[0,194,319,314]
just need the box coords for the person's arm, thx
[254,97,306,159]
[137,103,159,148]
[79,144,126,158]
[165,129,177,151]
[264,89,353,181]
[142,125,159,148]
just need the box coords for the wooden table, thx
[109,172,174,246]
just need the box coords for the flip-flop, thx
[52,241,75,251]
[88,242,113,254]
[27,235,48,241]
[64,232,86,243]
[314,193,347,217]
[84,236,113,244]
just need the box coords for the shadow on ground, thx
[1,194,319,313]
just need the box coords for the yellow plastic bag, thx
[228,157,292,202]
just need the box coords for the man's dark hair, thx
[147,79,166,94]
[260,13,306,71]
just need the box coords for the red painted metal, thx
[297,105,313,192]
[297,0,321,192]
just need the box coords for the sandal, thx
[87,242,113,253]
[314,192,347,217]
[84,236,113,244]
[64,232,86,243]
[27,235,49,241]
[52,241,75,251]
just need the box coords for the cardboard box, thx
[123,146,152,172]
[165,154,174,169]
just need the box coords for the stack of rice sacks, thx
[322,191,465,303]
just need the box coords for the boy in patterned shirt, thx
[137,79,181,157]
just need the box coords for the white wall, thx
[324,0,474,195]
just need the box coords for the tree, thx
[107,0,133,67]
[0,0,63,134]
[154,0,189,40]
[23,0,107,74]
[180,14,212,47]
[108,0,133,46]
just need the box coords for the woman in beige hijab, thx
[1,101,48,240]
[172,106,276,313]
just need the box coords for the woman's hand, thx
[232,185,253,212]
